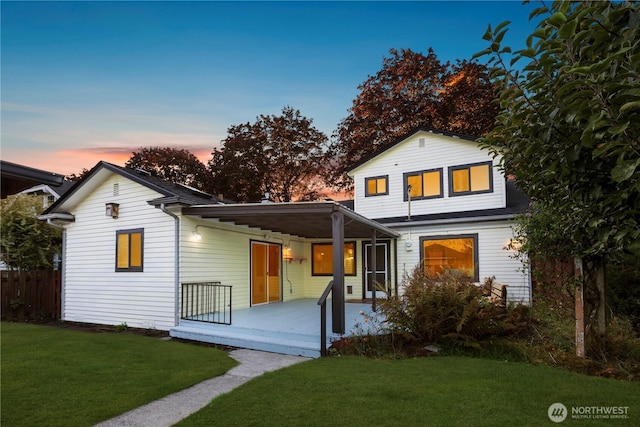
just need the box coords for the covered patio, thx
[174,201,399,357]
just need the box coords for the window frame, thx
[419,234,479,281]
[403,168,444,201]
[448,161,493,196]
[115,228,144,272]
[311,241,357,276]
[364,175,389,197]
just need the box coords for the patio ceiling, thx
[182,201,399,239]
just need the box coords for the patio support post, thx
[371,230,377,311]
[332,210,345,334]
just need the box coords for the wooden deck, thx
[170,299,379,358]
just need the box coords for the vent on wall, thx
[113,183,119,196]
[418,138,426,148]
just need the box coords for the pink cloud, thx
[4,144,214,177]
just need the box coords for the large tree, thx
[477,1,639,354]
[125,147,211,191]
[209,106,329,203]
[1,194,62,270]
[326,48,499,191]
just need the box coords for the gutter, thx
[160,203,180,326]
[38,213,75,223]
[380,213,516,228]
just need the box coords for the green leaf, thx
[559,19,578,39]
[472,48,491,59]
[494,20,511,35]
[570,66,591,74]
[611,159,640,183]
[529,5,549,21]
[620,101,640,114]
[607,121,629,136]
[494,28,509,45]
[482,23,493,41]
[532,27,548,40]
[592,143,613,158]
[549,12,568,27]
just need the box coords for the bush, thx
[378,267,530,349]
[334,266,640,380]
[607,254,640,334]
[521,280,640,380]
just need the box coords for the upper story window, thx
[449,161,493,196]
[116,229,143,272]
[404,168,443,201]
[44,195,56,208]
[365,175,388,197]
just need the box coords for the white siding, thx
[348,130,530,304]
[392,220,530,304]
[350,131,506,220]
[180,218,309,309]
[62,174,177,330]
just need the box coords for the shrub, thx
[378,267,530,349]
[520,279,640,379]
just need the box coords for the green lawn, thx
[3,322,639,427]
[178,356,640,427]
[1,322,237,427]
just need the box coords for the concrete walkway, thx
[95,349,310,427]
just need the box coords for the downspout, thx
[160,204,180,326]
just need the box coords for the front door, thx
[251,242,282,305]
[364,242,389,299]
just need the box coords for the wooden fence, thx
[1,270,61,321]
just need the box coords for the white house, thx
[0,178,74,271]
[347,127,531,303]
[40,161,398,356]
[40,128,530,357]
[19,181,75,209]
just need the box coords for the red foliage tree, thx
[326,48,498,191]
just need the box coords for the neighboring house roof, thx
[346,127,478,174]
[42,161,219,216]
[375,180,530,226]
[19,181,75,199]
[1,160,65,198]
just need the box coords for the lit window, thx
[365,176,388,196]
[116,229,143,272]
[420,235,478,281]
[404,169,443,200]
[312,242,356,276]
[449,162,492,195]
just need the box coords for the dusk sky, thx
[1,1,539,176]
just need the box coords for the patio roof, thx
[182,201,399,239]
